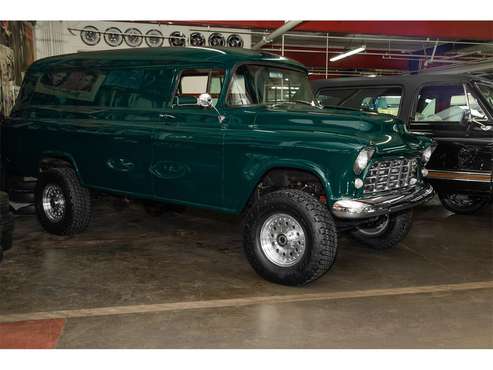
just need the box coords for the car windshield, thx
[477,83,493,111]
[227,64,316,107]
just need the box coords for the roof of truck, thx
[30,47,307,71]
[311,73,491,91]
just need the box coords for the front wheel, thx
[242,189,338,286]
[350,210,413,250]
[35,167,91,235]
[438,192,489,215]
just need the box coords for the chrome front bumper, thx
[332,184,434,219]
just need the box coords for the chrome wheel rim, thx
[259,213,306,267]
[42,184,66,222]
[356,215,390,236]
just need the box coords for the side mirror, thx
[197,93,213,108]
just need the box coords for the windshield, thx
[477,83,493,111]
[227,64,316,107]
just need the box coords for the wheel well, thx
[39,157,75,172]
[245,168,327,212]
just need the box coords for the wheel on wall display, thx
[124,28,143,47]
[80,25,101,46]
[208,33,225,47]
[169,31,186,47]
[145,29,164,47]
[104,27,124,47]
[189,32,205,47]
[227,34,244,48]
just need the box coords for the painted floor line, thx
[1,280,492,324]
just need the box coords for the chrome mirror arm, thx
[197,93,226,124]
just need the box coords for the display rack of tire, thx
[0,191,15,262]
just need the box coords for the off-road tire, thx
[243,189,338,286]
[35,167,91,235]
[438,191,489,215]
[350,209,413,250]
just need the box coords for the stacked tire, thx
[0,191,15,262]
[8,178,36,215]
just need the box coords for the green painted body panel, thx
[3,47,432,214]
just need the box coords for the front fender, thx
[231,158,335,213]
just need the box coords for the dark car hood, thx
[253,105,424,154]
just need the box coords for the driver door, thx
[409,83,493,188]
[152,68,226,208]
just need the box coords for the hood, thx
[253,104,426,155]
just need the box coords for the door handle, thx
[159,113,176,120]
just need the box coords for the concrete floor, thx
[0,196,491,348]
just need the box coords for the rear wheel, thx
[35,167,91,235]
[242,189,337,286]
[350,210,413,250]
[438,192,489,214]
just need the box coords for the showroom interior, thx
[0,20,492,349]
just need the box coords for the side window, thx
[413,85,468,123]
[31,69,106,106]
[317,88,358,107]
[317,86,402,117]
[101,68,172,109]
[30,67,172,109]
[175,69,224,107]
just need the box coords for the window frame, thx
[171,67,226,109]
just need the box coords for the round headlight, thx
[353,147,375,175]
[421,145,434,164]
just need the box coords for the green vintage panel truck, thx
[2,47,434,285]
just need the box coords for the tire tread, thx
[243,189,337,286]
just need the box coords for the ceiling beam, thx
[419,59,493,74]
[158,21,493,41]
[252,21,303,50]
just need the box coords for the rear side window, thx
[28,67,173,109]
[317,86,403,117]
[317,88,358,107]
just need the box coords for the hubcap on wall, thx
[259,213,306,267]
[42,184,66,222]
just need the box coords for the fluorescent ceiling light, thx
[330,45,366,62]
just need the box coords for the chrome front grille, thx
[364,158,418,194]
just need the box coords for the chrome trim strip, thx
[426,169,492,183]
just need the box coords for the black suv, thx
[313,74,493,214]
